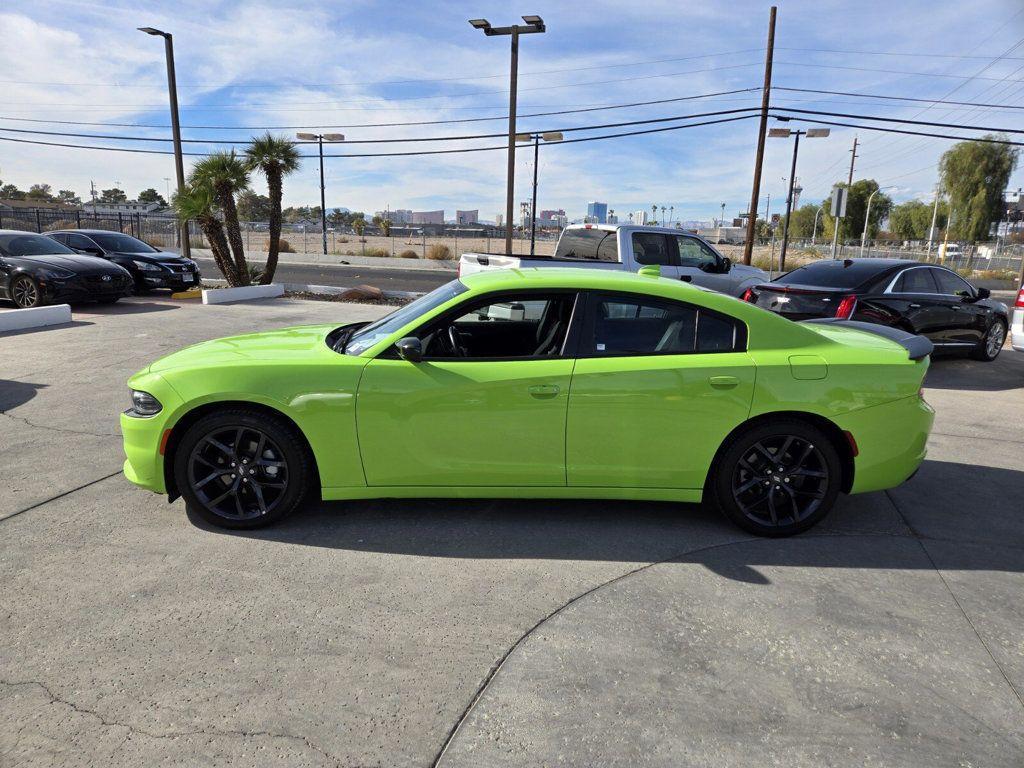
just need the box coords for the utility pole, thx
[926,182,942,259]
[742,5,777,265]
[840,135,858,248]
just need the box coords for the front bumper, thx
[135,266,202,291]
[120,372,184,494]
[835,394,935,494]
[42,273,133,303]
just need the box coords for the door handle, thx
[709,375,739,389]
[679,275,692,282]
[908,303,921,309]
[951,305,962,311]
[528,383,560,398]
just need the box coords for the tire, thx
[709,419,842,537]
[10,275,44,309]
[970,318,1006,362]
[173,407,313,529]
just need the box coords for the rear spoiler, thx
[802,318,934,361]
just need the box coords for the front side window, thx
[673,236,719,269]
[931,268,974,296]
[344,280,468,355]
[631,233,674,266]
[67,234,97,251]
[588,294,742,356]
[418,292,577,359]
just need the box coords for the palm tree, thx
[172,183,242,286]
[192,151,251,285]
[245,134,300,284]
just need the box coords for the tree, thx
[236,190,272,222]
[888,199,948,240]
[138,188,167,206]
[99,187,127,203]
[56,189,82,206]
[172,183,242,286]
[780,204,820,239]
[352,217,366,237]
[0,183,24,199]
[821,179,892,241]
[26,183,54,200]
[939,136,1019,241]
[191,150,251,285]
[245,134,301,284]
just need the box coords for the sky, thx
[2,0,1023,224]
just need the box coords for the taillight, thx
[1015,288,1024,308]
[835,294,857,319]
[741,288,755,303]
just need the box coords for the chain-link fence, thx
[787,238,1023,278]
[0,207,204,250]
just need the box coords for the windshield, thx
[90,233,159,253]
[344,280,468,355]
[0,233,77,257]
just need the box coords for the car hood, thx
[20,254,127,274]
[149,324,344,373]
[731,263,769,279]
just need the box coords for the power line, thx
[0,88,761,130]
[772,107,1024,135]
[774,86,1024,110]
[773,60,1024,82]
[767,113,1024,145]
[777,46,1024,61]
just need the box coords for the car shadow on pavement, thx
[925,350,1024,391]
[199,459,1024,582]
[75,300,180,315]
[0,320,93,337]
[0,379,46,411]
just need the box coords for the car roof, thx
[0,229,57,236]
[46,229,142,235]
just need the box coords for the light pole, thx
[515,131,562,255]
[861,186,894,257]
[812,205,823,245]
[769,125,829,270]
[717,202,726,242]
[926,183,942,260]
[470,15,546,256]
[297,132,345,255]
[138,27,190,259]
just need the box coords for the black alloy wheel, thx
[712,419,841,537]
[174,408,311,529]
[11,275,42,309]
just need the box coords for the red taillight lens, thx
[1015,288,1024,308]
[835,294,857,319]
[741,288,755,303]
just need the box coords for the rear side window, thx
[631,233,674,266]
[555,228,618,262]
[775,260,887,289]
[588,294,742,356]
[892,268,937,293]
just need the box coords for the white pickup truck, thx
[459,223,768,297]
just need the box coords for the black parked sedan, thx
[743,258,1010,361]
[46,230,200,292]
[0,231,134,308]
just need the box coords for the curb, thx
[202,283,284,305]
[202,278,423,301]
[0,304,72,332]
[190,249,458,273]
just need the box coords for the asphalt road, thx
[194,258,455,293]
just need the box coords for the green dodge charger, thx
[122,268,934,536]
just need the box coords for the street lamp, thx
[469,15,546,256]
[297,132,345,255]
[861,185,895,257]
[138,26,190,259]
[515,131,562,255]
[769,124,829,270]
[812,204,824,246]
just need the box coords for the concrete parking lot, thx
[1,295,1022,767]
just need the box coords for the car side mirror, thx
[975,287,990,300]
[395,336,423,363]
[721,257,732,273]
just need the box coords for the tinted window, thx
[47,233,68,245]
[589,294,741,356]
[674,236,718,268]
[892,268,937,293]
[931,268,974,296]
[0,234,76,257]
[554,228,618,262]
[90,233,159,253]
[775,260,891,289]
[67,234,97,250]
[631,233,674,266]
[345,280,468,355]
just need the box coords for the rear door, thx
[628,231,681,278]
[566,291,755,490]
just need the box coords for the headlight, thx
[133,260,162,272]
[129,389,162,417]
[38,267,75,279]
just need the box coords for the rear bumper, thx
[835,394,935,494]
[1012,307,1023,352]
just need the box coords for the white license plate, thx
[181,274,193,283]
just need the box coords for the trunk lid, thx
[752,283,850,320]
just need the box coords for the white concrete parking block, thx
[201,283,284,304]
[0,304,72,332]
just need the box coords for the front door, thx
[566,291,755,489]
[672,234,733,293]
[356,291,579,487]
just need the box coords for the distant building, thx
[377,208,413,225]
[586,201,608,224]
[495,213,503,228]
[550,213,568,228]
[83,200,164,215]
[632,210,650,225]
[607,211,618,224]
[411,210,444,225]
[539,208,565,221]
[0,198,79,213]
[455,209,478,224]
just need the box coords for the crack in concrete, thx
[0,471,124,524]
[0,409,120,438]
[1,679,353,767]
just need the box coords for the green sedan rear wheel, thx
[712,419,841,537]
[174,407,312,529]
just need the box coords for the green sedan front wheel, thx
[712,419,841,537]
[174,408,312,529]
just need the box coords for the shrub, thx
[365,247,389,258]
[247,263,265,283]
[399,249,419,259]
[338,237,349,243]
[426,243,452,260]
[278,238,295,253]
